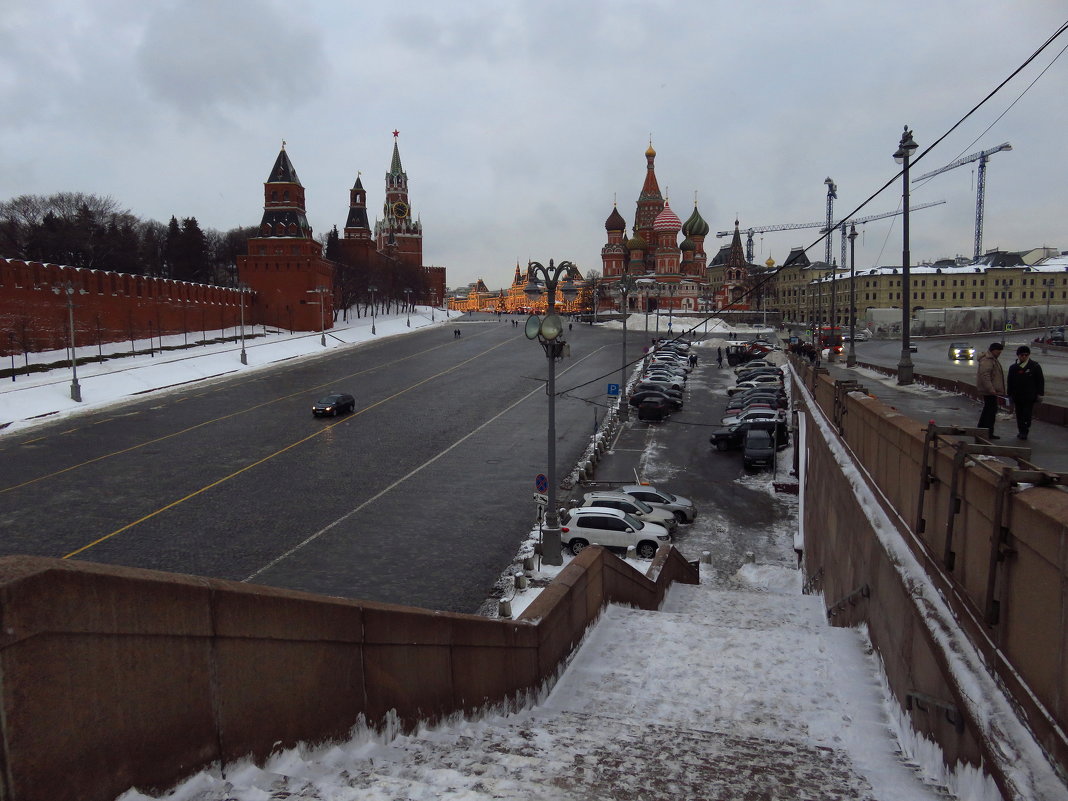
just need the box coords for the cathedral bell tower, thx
[374,131,423,267]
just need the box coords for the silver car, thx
[575,492,679,533]
[617,484,697,523]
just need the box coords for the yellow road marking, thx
[2,334,478,494]
[62,337,514,558]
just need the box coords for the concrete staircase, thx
[162,579,958,801]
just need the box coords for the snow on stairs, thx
[188,581,956,800]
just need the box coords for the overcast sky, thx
[1,1,1066,289]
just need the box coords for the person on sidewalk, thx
[1007,345,1044,440]
[976,342,1005,439]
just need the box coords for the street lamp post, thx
[368,285,377,335]
[148,320,155,357]
[52,280,82,402]
[523,259,579,567]
[847,224,858,367]
[238,285,248,365]
[894,125,919,384]
[8,331,15,382]
[1044,278,1055,348]
[665,283,677,335]
[308,286,328,346]
[827,260,838,363]
[405,288,413,327]
[615,273,638,420]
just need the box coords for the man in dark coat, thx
[1007,345,1045,440]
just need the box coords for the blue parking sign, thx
[607,383,620,396]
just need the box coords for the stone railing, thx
[0,546,698,801]
[792,357,1068,800]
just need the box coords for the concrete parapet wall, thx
[0,547,698,801]
[794,357,1068,800]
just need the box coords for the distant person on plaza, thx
[716,347,723,368]
[976,342,1006,439]
[1007,345,1044,440]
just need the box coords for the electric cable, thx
[556,18,1068,398]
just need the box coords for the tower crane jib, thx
[912,143,1012,261]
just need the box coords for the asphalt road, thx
[0,315,646,613]
[803,330,1068,404]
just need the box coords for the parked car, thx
[947,342,976,360]
[733,367,784,381]
[710,418,790,452]
[724,391,787,413]
[636,379,685,396]
[617,484,696,523]
[742,427,777,470]
[734,359,775,375]
[721,408,785,427]
[727,375,784,396]
[575,492,679,533]
[311,393,356,417]
[559,507,671,559]
[637,396,672,422]
[630,389,683,410]
[642,373,685,390]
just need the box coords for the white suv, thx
[559,507,671,559]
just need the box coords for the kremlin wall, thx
[0,136,446,359]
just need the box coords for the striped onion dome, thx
[652,200,681,233]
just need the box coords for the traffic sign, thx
[535,473,548,493]
[607,383,620,397]
[533,492,548,506]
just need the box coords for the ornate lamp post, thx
[404,288,413,327]
[847,224,858,367]
[665,282,677,334]
[368,284,377,335]
[523,259,579,567]
[52,280,82,402]
[894,126,919,385]
[8,331,16,382]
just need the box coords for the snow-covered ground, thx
[0,306,462,434]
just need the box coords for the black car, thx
[637,396,672,422]
[742,428,777,470]
[635,382,684,401]
[630,389,683,410]
[311,393,356,417]
[710,419,790,452]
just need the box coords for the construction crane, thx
[912,142,1012,261]
[824,178,837,264]
[717,200,947,264]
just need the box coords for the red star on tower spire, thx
[392,129,399,138]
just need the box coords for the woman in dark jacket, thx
[1007,345,1045,440]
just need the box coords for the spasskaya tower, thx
[374,130,423,267]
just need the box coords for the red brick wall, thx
[0,259,247,356]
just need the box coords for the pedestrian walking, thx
[976,342,1006,439]
[689,353,697,368]
[1007,345,1044,440]
[716,347,723,368]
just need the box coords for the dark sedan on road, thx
[311,393,356,417]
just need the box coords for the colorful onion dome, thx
[652,200,681,233]
[605,205,626,232]
[682,205,709,237]
[627,232,647,250]
[680,236,696,251]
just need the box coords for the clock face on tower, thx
[392,201,409,219]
